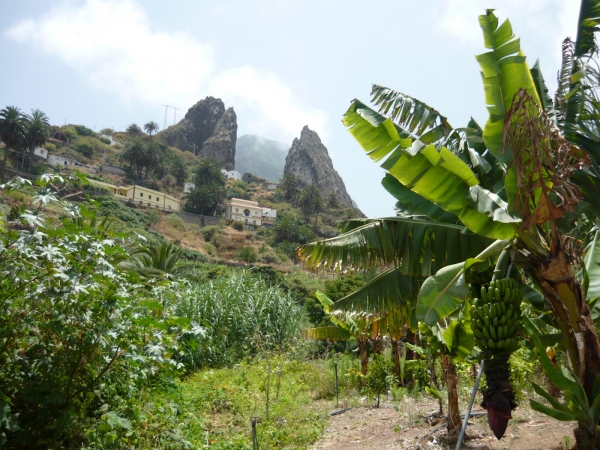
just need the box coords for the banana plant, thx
[419,302,476,438]
[306,291,375,375]
[301,2,600,447]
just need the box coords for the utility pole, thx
[163,105,179,128]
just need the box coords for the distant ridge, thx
[235,135,288,182]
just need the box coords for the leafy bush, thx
[165,272,308,368]
[237,245,258,263]
[73,141,95,157]
[365,354,395,407]
[232,220,244,231]
[204,241,218,256]
[165,213,186,231]
[0,176,186,448]
[44,142,56,152]
[73,124,95,137]
[258,251,282,265]
[93,195,151,228]
[201,225,221,242]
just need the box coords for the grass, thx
[176,356,334,449]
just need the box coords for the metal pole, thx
[251,417,259,450]
[455,360,485,450]
[334,362,339,408]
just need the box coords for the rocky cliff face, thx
[158,97,237,170]
[284,126,357,209]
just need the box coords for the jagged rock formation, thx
[158,97,237,170]
[284,126,358,210]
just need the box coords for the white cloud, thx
[5,0,326,141]
[434,0,580,95]
[435,0,579,49]
[211,67,329,140]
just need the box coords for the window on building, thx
[245,218,248,223]
[168,205,171,210]
[235,208,238,212]
[244,209,250,217]
[253,220,256,224]
[157,197,160,201]
[140,193,143,197]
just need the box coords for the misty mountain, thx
[235,134,288,182]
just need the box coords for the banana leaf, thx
[298,217,492,276]
[476,10,541,162]
[344,100,519,240]
[330,268,416,314]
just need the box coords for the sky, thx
[0,0,581,217]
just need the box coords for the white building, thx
[264,182,278,190]
[184,182,195,193]
[221,169,242,181]
[48,155,75,167]
[261,207,277,219]
[33,147,48,160]
[226,198,262,226]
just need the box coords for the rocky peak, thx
[284,126,357,210]
[158,96,237,170]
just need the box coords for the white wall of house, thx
[48,155,74,167]
[220,169,242,181]
[265,183,278,190]
[262,208,277,218]
[34,147,48,160]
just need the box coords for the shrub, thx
[165,213,186,231]
[44,142,56,152]
[258,251,282,265]
[74,124,95,137]
[237,246,257,264]
[232,221,244,231]
[98,136,111,145]
[201,225,221,242]
[364,354,395,407]
[204,242,218,256]
[73,141,95,157]
[0,177,184,448]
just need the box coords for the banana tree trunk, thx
[391,338,402,386]
[531,248,600,449]
[371,336,383,355]
[442,355,461,438]
[358,337,368,376]
[405,328,417,360]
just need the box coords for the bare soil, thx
[313,398,574,450]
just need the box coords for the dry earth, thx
[313,398,574,450]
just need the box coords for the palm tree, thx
[135,242,183,275]
[119,138,147,179]
[183,185,215,216]
[297,184,322,223]
[0,106,27,181]
[23,110,50,173]
[192,158,225,187]
[126,123,142,136]
[279,173,298,200]
[144,121,159,136]
[298,3,600,447]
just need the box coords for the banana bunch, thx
[471,278,522,351]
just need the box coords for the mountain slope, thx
[235,135,288,181]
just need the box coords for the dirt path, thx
[313,400,574,450]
